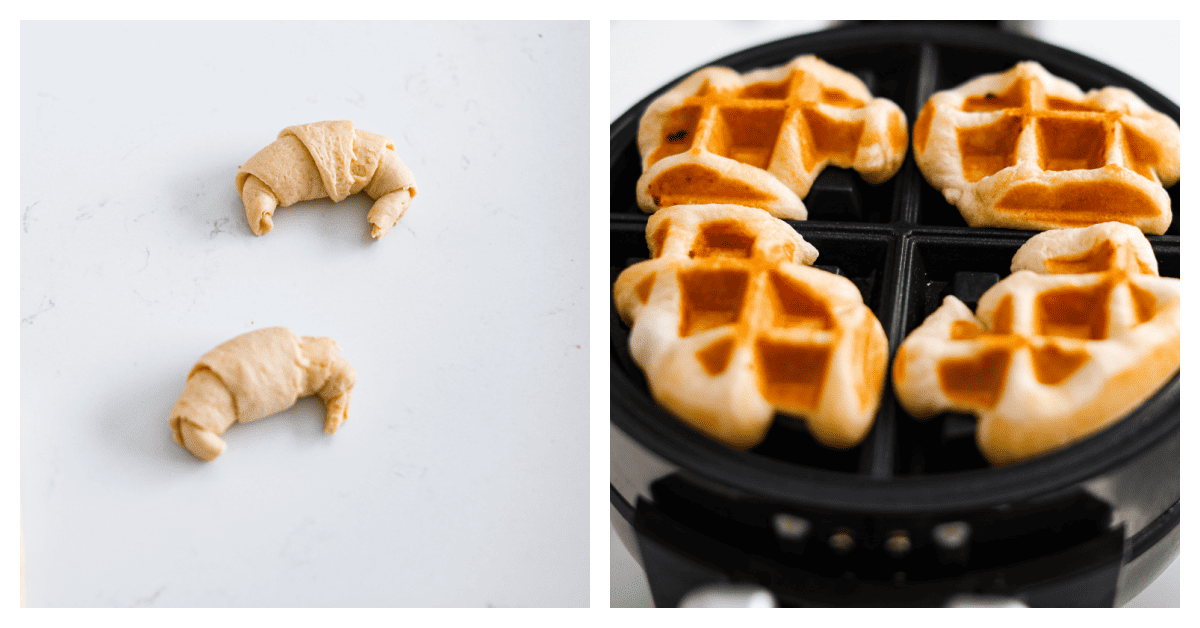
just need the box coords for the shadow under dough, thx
[98,369,336,471]
[274,194,378,247]
[171,157,385,244]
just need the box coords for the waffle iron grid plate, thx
[610,23,1179,607]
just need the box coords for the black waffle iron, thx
[610,23,1179,608]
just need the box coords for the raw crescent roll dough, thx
[235,120,418,239]
[169,327,357,462]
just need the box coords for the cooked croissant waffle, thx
[912,62,1179,234]
[892,222,1179,465]
[613,204,889,449]
[636,55,908,220]
[236,120,418,239]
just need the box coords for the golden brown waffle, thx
[613,204,889,449]
[636,55,908,219]
[892,222,1179,466]
[913,62,1179,234]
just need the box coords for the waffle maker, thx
[610,23,1179,608]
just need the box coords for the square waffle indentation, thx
[697,336,737,376]
[994,179,1164,223]
[678,268,749,337]
[769,271,834,330]
[1047,96,1104,113]
[1122,125,1163,182]
[1043,239,1120,274]
[1129,282,1160,324]
[756,340,831,411]
[1030,344,1089,385]
[1035,283,1111,340]
[821,88,865,109]
[646,163,777,209]
[1037,118,1107,172]
[962,79,1028,112]
[692,221,756,258]
[648,104,704,167]
[738,78,791,100]
[709,106,787,170]
[957,115,1022,182]
[939,349,1011,408]
[649,219,672,258]
[800,108,865,170]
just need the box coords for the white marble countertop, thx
[20,20,589,607]
[610,20,1180,608]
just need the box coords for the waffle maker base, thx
[610,23,1179,608]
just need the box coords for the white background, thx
[21,21,589,607]
[610,20,1180,608]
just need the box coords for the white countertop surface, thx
[610,19,1180,608]
[20,20,590,608]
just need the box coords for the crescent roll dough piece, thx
[235,120,418,239]
[169,327,357,462]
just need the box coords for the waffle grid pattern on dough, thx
[636,55,908,220]
[912,62,1179,234]
[613,204,888,451]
